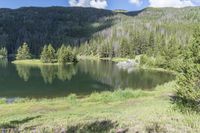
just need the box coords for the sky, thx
[0,0,200,11]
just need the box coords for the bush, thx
[0,98,6,104]
[140,54,156,67]
[176,63,200,111]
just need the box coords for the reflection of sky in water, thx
[0,59,175,98]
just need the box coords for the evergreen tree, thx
[187,27,200,64]
[57,45,69,64]
[40,45,48,63]
[40,44,56,63]
[16,43,31,60]
[120,39,130,58]
[147,32,155,56]
[176,27,200,111]
[47,44,56,63]
[57,45,77,64]
[98,43,112,58]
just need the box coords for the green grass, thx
[77,55,100,60]
[12,59,73,66]
[1,81,200,132]
[140,66,178,75]
[77,55,130,63]
[111,57,130,62]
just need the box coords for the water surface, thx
[0,59,174,98]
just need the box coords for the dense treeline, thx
[0,7,114,55]
[0,7,200,56]
[78,7,200,61]
[16,43,77,64]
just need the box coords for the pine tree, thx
[147,32,155,56]
[176,27,200,111]
[57,45,77,64]
[40,44,56,63]
[47,44,56,63]
[57,45,67,64]
[120,39,130,58]
[188,26,200,64]
[40,45,48,63]
[99,43,110,58]
[16,43,31,60]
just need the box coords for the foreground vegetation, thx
[1,81,200,132]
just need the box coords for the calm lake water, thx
[0,59,175,98]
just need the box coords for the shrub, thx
[0,98,6,104]
[176,63,200,112]
[140,54,156,67]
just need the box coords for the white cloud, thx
[129,0,141,5]
[69,0,108,9]
[90,0,107,9]
[149,0,194,8]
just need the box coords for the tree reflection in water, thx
[15,64,78,84]
[78,60,174,89]
[15,65,31,82]
[0,58,8,68]
[40,65,57,84]
[14,60,174,89]
[57,64,77,81]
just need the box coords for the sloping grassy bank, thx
[1,81,200,132]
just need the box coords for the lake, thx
[0,59,175,98]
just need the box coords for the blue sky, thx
[0,0,199,11]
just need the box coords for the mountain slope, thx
[0,7,114,55]
[0,6,200,55]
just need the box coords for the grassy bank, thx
[12,60,73,66]
[140,66,178,75]
[1,81,200,132]
[77,55,130,62]
[77,55,100,60]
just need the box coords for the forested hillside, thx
[79,7,200,57]
[0,6,200,56]
[0,7,114,55]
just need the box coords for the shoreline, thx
[1,81,200,132]
[11,56,176,75]
[12,59,74,66]
[78,55,176,74]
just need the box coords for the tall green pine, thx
[16,43,31,60]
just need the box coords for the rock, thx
[116,60,139,72]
